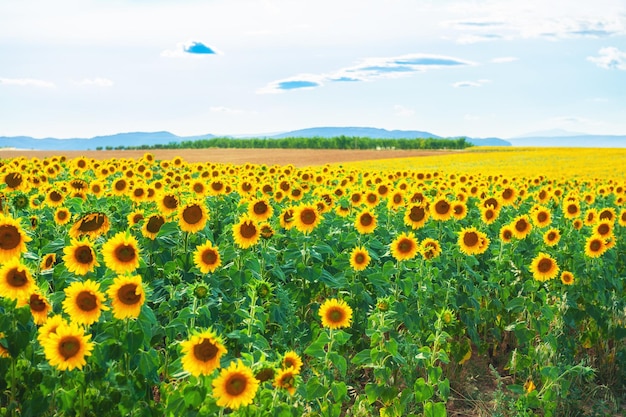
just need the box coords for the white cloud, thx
[394,105,415,117]
[77,77,114,87]
[587,46,626,70]
[452,79,490,88]
[0,77,55,88]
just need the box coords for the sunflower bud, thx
[193,284,209,299]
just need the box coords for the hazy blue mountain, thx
[506,135,626,147]
[514,128,589,138]
[270,126,442,139]
[0,131,215,151]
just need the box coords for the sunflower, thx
[349,246,371,271]
[404,203,429,229]
[598,207,615,222]
[180,328,227,377]
[619,209,626,227]
[480,205,499,225]
[319,298,353,329]
[584,208,598,226]
[420,238,442,260]
[178,200,209,233]
[157,192,180,215]
[560,271,575,285]
[543,228,561,247]
[41,321,94,371]
[531,206,552,228]
[63,238,99,276]
[0,215,32,262]
[45,189,65,207]
[3,171,24,190]
[530,252,559,282]
[458,227,490,256]
[232,215,261,249]
[247,198,274,223]
[593,220,613,239]
[282,351,303,374]
[279,208,295,230]
[212,360,260,409]
[69,212,110,239]
[274,368,298,396]
[0,259,36,301]
[194,241,222,274]
[293,204,321,234]
[452,202,468,220]
[0,333,9,358]
[390,232,420,261]
[111,178,129,196]
[54,207,72,226]
[142,214,165,240]
[500,187,517,205]
[510,215,533,240]
[127,210,144,227]
[430,197,453,221]
[37,314,67,345]
[355,209,377,234]
[62,279,108,325]
[18,291,52,325]
[584,235,606,258]
[562,201,580,219]
[107,275,145,319]
[102,231,141,274]
[40,253,56,271]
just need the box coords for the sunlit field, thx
[0,148,624,417]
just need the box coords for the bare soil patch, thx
[1,148,460,166]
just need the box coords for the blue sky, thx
[1,0,625,139]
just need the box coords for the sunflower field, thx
[0,148,624,417]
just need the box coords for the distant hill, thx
[506,135,626,148]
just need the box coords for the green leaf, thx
[351,348,372,365]
[304,376,327,400]
[304,331,330,359]
[437,378,450,401]
[424,401,447,417]
[413,377,434,402]
[505,297,525,313]
[328,352,347,378]
[331,381,348,401]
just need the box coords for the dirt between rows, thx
[0,148,458,167]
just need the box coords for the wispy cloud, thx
[491,56,519,63]
[394,105,415,117]
[452,79,490,88]
[76,77,114,87]
[259,53,474,94]
[161,40,221,57]
[0,77,56,88]
[209,106,248,114]
[587,47,626,70]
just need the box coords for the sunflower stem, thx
[190,296,197,330]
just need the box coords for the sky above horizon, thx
[1,0,626,139]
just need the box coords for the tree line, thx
[98,136,473,151]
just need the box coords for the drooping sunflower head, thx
[294,204,321,234]
[102,231,141,274]
[420,238,441,260]
[193,241,222,274]
[18,291,52,325]
[41,321,94,371]
[530,252,559,282]
[279,208,295,230]
[69,212,110,239]
[232,215,260,249]
[212,360,260,410]
[0,215,32,263]
[274,368,298,396]
[107,275,145,320]
[355,209,377,234]
[178,200,209,234]
[40,253,57,271]
[0,258,36,301]
[62,238,99,276]
[319,298,353,330]
[142,214,165,240]
[349,246,371,271]
[390,232,420,261]
[598,207,615,222]
[62,279,108,326]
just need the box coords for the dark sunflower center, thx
[355,253,366,264]
[118,283,141,305]
[78,213,107,232]
[49,191,63,202]
[253,201,268,215]
[193,183,204,193]
[328,307,344,323]
[284,358,296,368]
[454,205,464,215]
[300,209,317,225]
[485,210,494,220]
[537,258,553,273]
[202,249,218,265]
[193,338,219,362]
[280,374,295,389]
[30,294,47,312]
[367,194,377,203]
[147,216,165,234]
[393,194,402,204]
[5,172,23,188]
[590,240,602,251]
[351,193,361,203]
[44,256,55,269]
[502,189,513,199]
[599,210,613,221]
[115,180,126,191]
[240,222,257,239]
[211,182,223,191]
[537,212,547,222]
[548,232,557,241]
[435,200,450,215]
[483,198,498,210]
[291,189,301,197]
[7,268,27,287]
[567,204,578,214]
[75,246,94,264]
[183,205,203,225]
[242,182,252,192]
[77,291,97,312]
[59,336,81,359]
[409,206,425,222]
[163,195,178,210]
[115,244,136,263]
[515,219,529,232]
[360,213,373,227]
[225,374,247,396]
[0,225,20,250]
[398,239,414,253]
[597,224,609,235]
[503,230,512,239]
[463,232,479,247]
[133,188,145,198]
[57,211,68,221]
[283,211,294,223]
